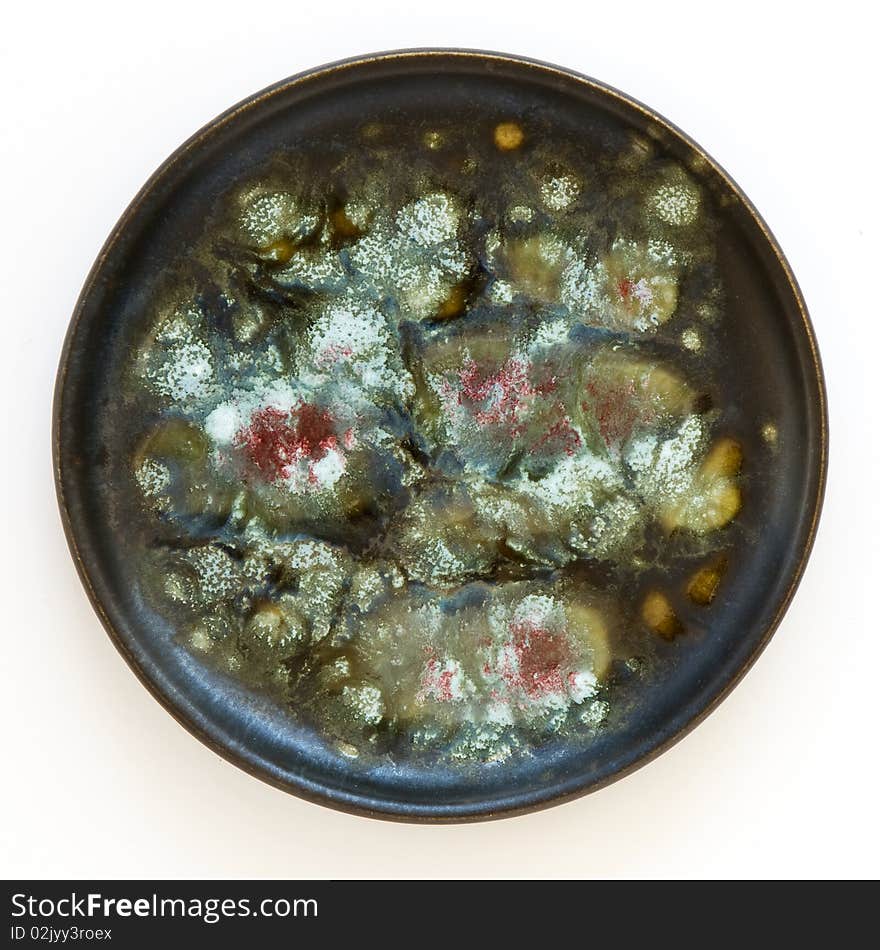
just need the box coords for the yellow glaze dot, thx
[686,559,727,606]
[494,121,524,151]
[641,590,682,641]
[423,130,444,150]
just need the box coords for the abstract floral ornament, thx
[55,52,826,818]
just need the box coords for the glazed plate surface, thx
[54,51,826,820]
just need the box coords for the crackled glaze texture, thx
[123,114,749,763]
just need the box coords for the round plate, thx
[54,50,827,821]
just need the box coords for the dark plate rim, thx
[53,48,829,823]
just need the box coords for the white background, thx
[1,0,875,879]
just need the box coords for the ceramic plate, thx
[54,50,826,820]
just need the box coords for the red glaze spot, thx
[420,657,456,703]
[532,414,582,456]
[533,374,559,397]
[457,357,554,435]
[506,619,570,699]
[316,343,354,367]
[236,403,337,482]
[583,378,653,449]
[617,277,634,300]
[437,669,454,701]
